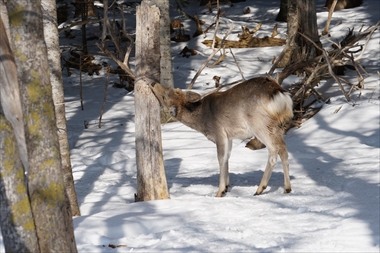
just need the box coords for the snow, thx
[1,0,379,252]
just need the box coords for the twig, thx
[105,18,125,57]
[322,0,338,35]
[323,49,351,102]
[229,48,245,80]
[99,72,109,128]
[79,55,84,110]
[201,79,244,98]
[211,6,221,49]
[208,48,227,67]
[187,24,234,89]
[355,21,379,61]
[299,32,351,102]
[349,52,364,90]
[58,18,103,33]
[97,43,135,79]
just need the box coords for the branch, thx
[187,24,234,89]
[322,0,338,35]
[58,18,103,33]
[96,43,135,79]
[299,32,351,102]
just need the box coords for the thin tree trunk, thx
[6,0,77,251]
[134,0,170,201]
[0,17,40,253]
[41,0,81,217]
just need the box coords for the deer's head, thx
[151,83,202,119]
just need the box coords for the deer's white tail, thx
[265,91,293,125]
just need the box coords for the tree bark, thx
[154,0,175,122]
[278,0,321,68]
[0,15,28,170]
[0,17,40,253]
[74,0,96,17]
[41,0,81,217]
[134,0,170,201]
[156,0,174,88]
[0,114,40,253]
[0,0,10,39]
[6,1,77,251]
[275,0,288,22]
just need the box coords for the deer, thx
[150,76,293,197]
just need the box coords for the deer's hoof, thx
[215,192,223,197]
[284,188,292,194]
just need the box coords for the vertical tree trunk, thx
[156,0,174,88]
[278,0,321,68]
[41,0,81,217]
[0,17,40,253]
[154,0,175,122]
[275,0,288,22]
[6,1,77,251]
[134,0,170,201]
[74,0,96,17]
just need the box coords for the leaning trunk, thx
[6,0,77,251]
[41,0,81,217]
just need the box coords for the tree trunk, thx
[154,0,175,122]
[6,0,77,251]
[278,0,321,68]
[0,114,40,252]
[0,0,10,39]
[134,0,170,201]
[325,0,363,10]
[275,0,288,22]
[74,0,96,17]
[156,0,174,88]
[0,17,40,253]
[0,14,28,170]
[41,0,81,217]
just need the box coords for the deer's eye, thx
[169,106,177,117]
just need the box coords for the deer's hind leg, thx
[279,140,291,193]
[254,125,290,195]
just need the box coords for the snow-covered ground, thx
[1,0,379,252]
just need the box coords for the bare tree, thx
[41,0,81,216]
[134,0,170,201]
[6,0,77,251]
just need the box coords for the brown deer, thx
[150,77,293,197]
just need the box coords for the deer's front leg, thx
[216,138,232,197]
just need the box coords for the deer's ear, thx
[185,91,201,103]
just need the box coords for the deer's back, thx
[200,77,289,140]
